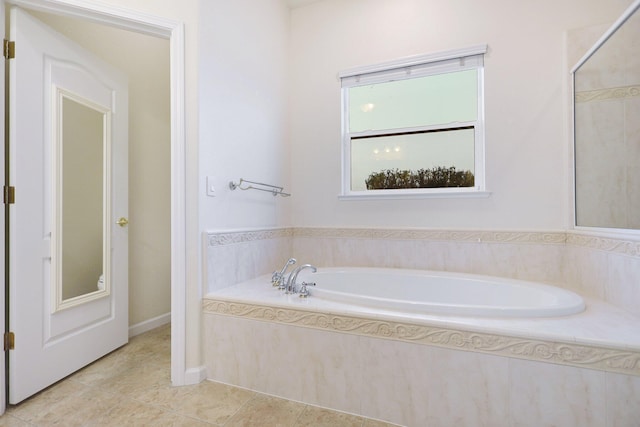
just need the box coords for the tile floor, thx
[1,325,398,426]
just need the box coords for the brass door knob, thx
[116,217,129,227]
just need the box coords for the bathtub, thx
[295,267,585,318]
[204,266,640,426]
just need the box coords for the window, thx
[339,45,488,199]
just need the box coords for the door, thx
[8,7,129,404]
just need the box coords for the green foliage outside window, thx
[365,166,474,190]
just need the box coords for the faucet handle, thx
[298,282,316,298]
[271,271,280,286]
[274,258,296,287]
[277,276,288,291]
[272,258,297,287]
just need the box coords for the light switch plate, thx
[206,176,216,197]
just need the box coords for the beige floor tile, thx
[225,394,306,427]
[121,325,171,359]
[91,399,178,426]
[71,348,153,386]
[71,325,170,387]
[96,358,170,398]
[6,380,89,424]
[134,381,200,412]
[39,387,125,426]
[174,380,256,425]
[294,405,364,427]
[97,412,211,427]
[0,414,30,426]
[362,418,403,427]
[166,415,215,427]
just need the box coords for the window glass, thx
[350,128,475,191]
[340,46,486,198]
[348,69,478,132]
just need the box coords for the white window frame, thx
[339,44,490,200]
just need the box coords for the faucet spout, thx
[286,264,317,294]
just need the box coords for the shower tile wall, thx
[204,228,292,293]
[607,252,640,315]
[570,19,640,229]
[565,232,640,317]
[204,227,640,317]
[291,231,567,286]
[205,228,568,292]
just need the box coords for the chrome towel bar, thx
[229,178,291,197]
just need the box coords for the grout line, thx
[291,404,309,427]
[220,392,260,427]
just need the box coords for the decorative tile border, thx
[575,85,640,103]
[206,227,640,258]
[203,299,640,376]
[207,227,567,246]
[293,227,567,245]
[567,232,640,257]
[208,227,292,247]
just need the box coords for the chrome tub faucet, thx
[286,264,317,294]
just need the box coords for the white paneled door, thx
[8,7,128,404]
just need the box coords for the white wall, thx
[289,0,630,230]
[199,0,291,231]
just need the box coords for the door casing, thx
[0,0,188,412]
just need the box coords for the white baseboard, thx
[183,366,207,385]
[129,312,171,338]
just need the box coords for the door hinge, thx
[3,186,15,204]
[4,332,14,351]
[3,39,15,59]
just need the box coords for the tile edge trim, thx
[202,299,640,376]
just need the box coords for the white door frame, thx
[0,0,188,412]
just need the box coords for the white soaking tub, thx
[296,267,585,317]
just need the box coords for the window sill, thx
[338,189,492,201]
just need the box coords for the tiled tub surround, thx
[205,227,640,316]
[204,227,640,426]
[205,228,292,293]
